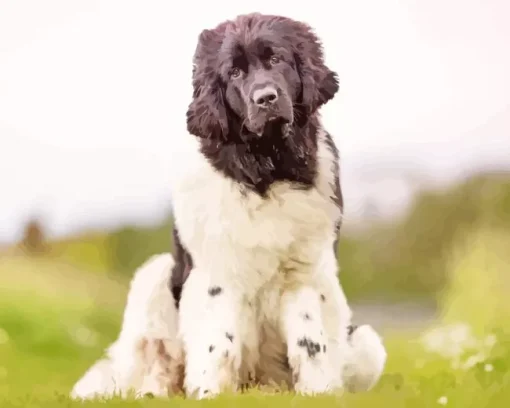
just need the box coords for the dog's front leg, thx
[280,286,335,395]
[179,269,250,399]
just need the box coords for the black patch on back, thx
[169,226,193,309]
[323,132,343,255]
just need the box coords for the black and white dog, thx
[170,12,386,399]
[71,13,386,400]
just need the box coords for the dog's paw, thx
[294,378,332,396]
[292,354,335,396]
[186,333,240,400]
[344,324,387,392]
[197,388,218,400]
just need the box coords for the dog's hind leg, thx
[139,338,185,397]
[70,357,118,400]
[70,253,183,399]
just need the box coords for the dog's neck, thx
[199,116,319,197]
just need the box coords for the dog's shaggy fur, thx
[168,12,386,398]
[70,254,184,400]
[71,12,387,400]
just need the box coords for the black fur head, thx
[186,13,339,195]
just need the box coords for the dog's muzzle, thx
[247,86,293,136]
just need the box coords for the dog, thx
[70,255,385,400]
[71,12,387,400]
[168,12,387,399]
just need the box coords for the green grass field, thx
[2,223,510,408]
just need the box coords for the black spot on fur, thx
[297,337,322,358]
[226,333,234,342]
[347,325,358,336]
[320,294,326,302]
[208,286,223,296]
[303,313,311,321]
[209,345,215,352]
[323,344,327,353]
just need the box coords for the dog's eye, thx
[230,67,241,78]
[270,56,280,65]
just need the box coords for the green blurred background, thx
[1,170,510,405]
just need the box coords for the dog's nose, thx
[253,87,278,107]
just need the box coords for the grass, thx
[2,326,510,407]
[2,206,510,406]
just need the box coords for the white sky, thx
[1,0,509,244]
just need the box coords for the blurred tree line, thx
[338,172,510,301]
[15,171,510,303]
[109,220,174,274]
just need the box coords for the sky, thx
[0,0,509,244]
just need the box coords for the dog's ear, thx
[289,21,339,118]
[186,28,229,139]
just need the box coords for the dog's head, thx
[186,13,339,139]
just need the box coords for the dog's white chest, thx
[170,132,340,290]
[175,172,330,249]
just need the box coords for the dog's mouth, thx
[245,115,292,137]
[264,116,290,133]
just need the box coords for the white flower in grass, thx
[450,358,461,370]
[484,364,494,373]
[422,323,474,359]
[421,323,498,367]
[449,324,471,345]
[437,396,448,405]
[484,334,497,348]
[462,353,486,370]
[69,325,99,347]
